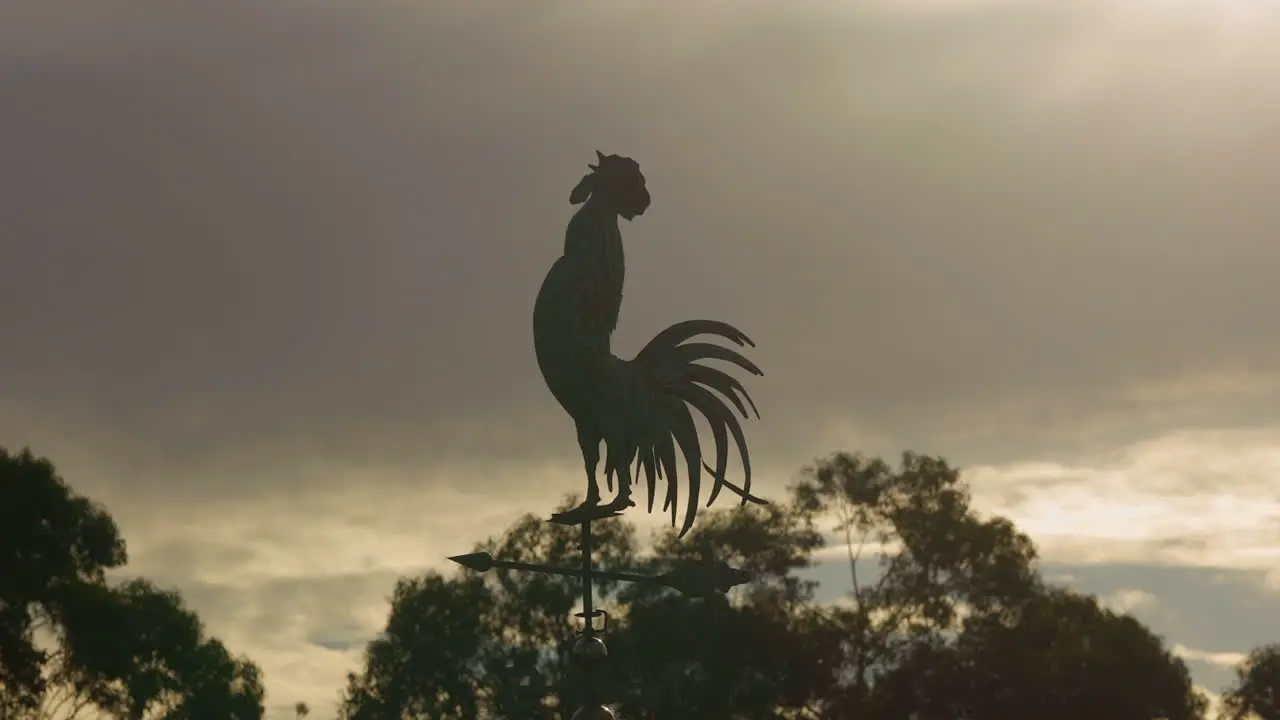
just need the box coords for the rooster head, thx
[569,151,651,221]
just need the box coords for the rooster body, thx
[533,152,763,537]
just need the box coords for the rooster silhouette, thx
[533,151,765,537]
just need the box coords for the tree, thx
[0,447,266,720]
[0,447,128,715]
[876,587,1205,720]
[340,573,494,719]
[343,451,1210,720]
[792,451,1043,715]
[795,451,1205,720]
[294,701,310,719]
[1222,644,1280,720]
[340,498,639,720]
[17,564,266,720]
[607,501,839,719]
[341,496,833,720]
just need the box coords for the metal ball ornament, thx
[573,635,609,663]
[571,704,616,720]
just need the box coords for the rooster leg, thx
[577,423,602,507]
[549,430,611,526]
[584,468,600,507]
[601,450,636,512]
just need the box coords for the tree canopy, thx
[341,451,1212,720]
[1222,643,1280,720]
[12,444,1266,719]
[0,447,265,719]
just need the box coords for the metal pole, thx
[570,518,614,719]
[581,519,594,634]
[580,518,596,704]
[448,507,751,719]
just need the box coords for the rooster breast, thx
[533,256,600,418]
[533,209,626,420]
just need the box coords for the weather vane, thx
[451,151,765,718]
[449,524,751,717]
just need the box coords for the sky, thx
[2,0,1278,716]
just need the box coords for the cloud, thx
[3,1,1279,717]
[799,425,1280,575]
[1,0,1278,505]
[1174,645,1246,669]
[1101,589,1157,614]
[1198,686,1226,719]
[966,426,1280,570]
[104,482,536,717]
[1265,568,1280,593]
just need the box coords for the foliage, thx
[1222,644,1280,720]
[0,447,128,713]
[340,499,639,720]
[340,573,494,719]
[0,442,1243,719]
[792,451,1044,715]
[877,588,1206,720]
[342,450,1210,720]
[0,446,265,720]
[606,502,836,718]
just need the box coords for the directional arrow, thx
[447,552,494,573]
[448,552,753,598]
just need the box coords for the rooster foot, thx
[600,493,635,513]
[549,496,631,526]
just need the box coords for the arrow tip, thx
[448,552,494,573]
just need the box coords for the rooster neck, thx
[564,204,626,300]
[565,204,621,253]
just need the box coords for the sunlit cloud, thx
[1102,589,1158,614]
[808,425,1280,574]
[1199,686,1226,718]
[1175,645,1247,669]
[1264,568,1280,593]
[968,426,1280,570]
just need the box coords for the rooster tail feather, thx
[671,384,731,507]
[683,365,761,419]
[700,460,767,505]
[666,401,703,538]
[641,447,659,514]
[627,320,763,537]
[654,424,679,514]
[673,383,756,507]
[636,319,754,364]
[651,343,761,383]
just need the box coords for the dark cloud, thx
[3,1,1277,497]
[7,7,1278,717]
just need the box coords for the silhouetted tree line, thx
[4,446,1280,719]
[335,452,1280,720]
[0,448,264,719]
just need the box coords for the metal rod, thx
[582,519,594,630]
[449,511,750,717]
[580,518,597,706]
[489,559,656,586]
